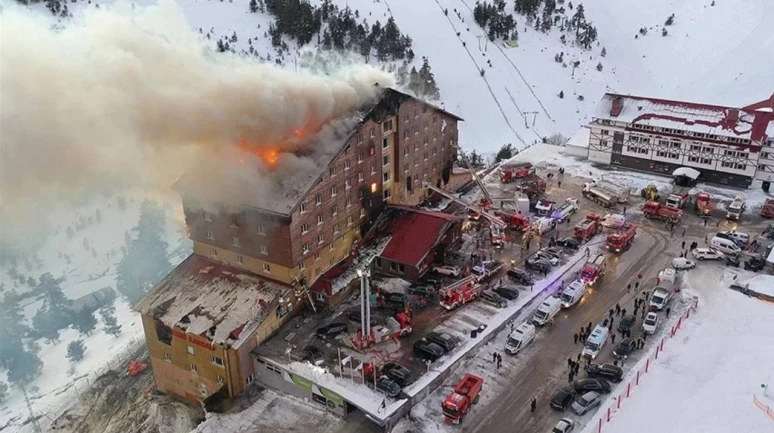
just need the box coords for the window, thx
[301,223,309,234]
[314,252,321,261]
[315,194,322,206]
[317,234,325,244]
[433,116,438,124]
[217,375,225,385]
[232,236,241,247]
[203,212,212,222]
[263,263,271,273]
[164,352,171,362]
[345,159,351,170]
[257,224,265,235]
[333,224,340,234]
[331,185,338,196]
[246,375,255,385]
[358,172,364,182]
[360,208,366,218]
[346,197,353,208]
[399,264,405,273]
[260,245,267,255]
[315,292,325,301]
[329,257,335,266]
[382,119,394,133]
[371,165,376,175]
[187,346,195,355]
[317,214,324,225]
[236,255,244,264]
[347,216,353,226]
[383,189,392,200]
[191,363,198,373]
[404,130,410,139]
[211,356,224,367]
[230,215,238,227]
[315,267,322,277]
[414,126,419,135]
[383,172,390,182]
[358,152,364,163]
[332,205,339,216]
[383,155,390,167]
[370,183,377,193]
[424,152,428,161]
[206,229,214,240]
[300,203,307,214]
[423,137,428,147]
[345,179,352,189]
[329,166,337,177]
[299,260,306,270]
[601,129,610,135]
[404,147,409,157]
[302,243,310,254]
[370,128,375,138]
[600,140,608,147]
[355,133,362,143]
[329,241,335,251]
[209,247,218,256]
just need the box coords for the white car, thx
[691,248,724,261]
[552,418,575,433]
[535,252,560,266]
[642,312,659,334]
[433,265,460,277]
[672,257,696,270]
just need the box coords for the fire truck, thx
[442,373,484,424]
[351,312,412,349]
[439,277,483,310]
[472,260,504,282]
[695,192,714,218]
[518,177,547,197]
[606,223,637,253]
[582,184,618,208]
[535,199,555,216]
[761,198,774,218]
[580,253,606,285]
[584,180,630,203]
[500,163,535,183]
[665,192,690,209]
[642,201,683,222]
[550,198,579,222]
[573,214,602,241]
[494,210,530,231]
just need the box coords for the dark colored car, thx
[586,363,624,383]
[573,378,611,394]
[423,332,458,353]
[409,285,436,296]
[413,340,445,363]
[613,338,637,359]
[726,255,740,267]
[421,277,442,288]
[384,292,409,306]
[540,247,564,259]
[316,322,348,339]
[507,268,534,285]
[617,314,636,333]
[302,345,324,366]
[525,258,551,272]
[494,285,520,300]
[346,310,363,323]
[382,363,415,387]
[550,386,577,411]
[744,257,766,271]
[376,376,401,398]
[481,290,508,308]
[556,237,580,249]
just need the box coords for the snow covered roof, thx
[379,206,463,267]
[672,167,701,180]
[593,93,774,142]
[567,127,591,148]
[135,254,288,348]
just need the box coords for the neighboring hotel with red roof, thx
[584,93,774,190]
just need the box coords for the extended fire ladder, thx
[459,152,495,205]
[423,183,507,229]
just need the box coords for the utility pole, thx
[523,111,538,129]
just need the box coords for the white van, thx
[559,280,588,308]
[650,288,671,311]
[717,231,750,248]
[657,268,677,290]
[726,194,746,220]
[532,297,561,326]
[533,217,558,235]
[504,322,536,355]
[582,324,610,359]
[710,236,741,256]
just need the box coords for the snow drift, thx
[0,0,393,246]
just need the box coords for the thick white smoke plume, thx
[0,1,393,244]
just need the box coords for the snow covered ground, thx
[594,267,774,433]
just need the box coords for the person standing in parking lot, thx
[573,333,578,344]
[611,333,616,345]
[666,307,671,318]
[531,397,537,413]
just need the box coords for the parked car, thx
[302,345,324,366]
[552,418,576,433]
[383,292,409,306]
[573,378,611,394]
[571,391,602,415]
[642,312,659,334]
[550,386,577,411]
[556,237,581,250]
[421,277,442,288]
[375,376,401,398]
[481,290,508,308]
[617,314,636,333]
[316,323,348,339]
[613,338,637,359]
[409,285,436,296]
[423,331,458,353]
[345,310,363,323]
[650,288,671,311]
[672,257,696,270]
[586,363,624,383]
[725,255,741,267]
[540,247,564,259]
[525,258,551,272]
[382,363,414,387]
[494,285,520,300]
[745,257,766,271]
[412,340,445,362]
[433,265,461,277]
[507,268,534,285]
[692,248,724,261]
[535,252,560,266]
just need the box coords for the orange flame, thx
[236,141,280,167]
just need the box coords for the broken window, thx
[156,321,173,345]
[211,356,224,367]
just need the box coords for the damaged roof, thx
[379,206,462,267]
[135,254,288,348]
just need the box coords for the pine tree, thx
[67,340,86,362]
[665,14,675,26]
[32,273,74,342]
[596,62,603,71]
[418,57,441,100]
[6,349,42,385]
[495,143,515,162]
[662,27,668,36]
[101,306,122,337]
[249,0,258,13]
[0,291,31,370]
[559,90,564,98]
[73,308,98,336]
[601,47,607,57]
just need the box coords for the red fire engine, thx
[573,214,601,241]
[695,192,714,218]
[606,223,637,253]
[500,163,535,183]
[642,201,682,222]
[439,277,482,310]
[442,373,484,424]
[761,198,774,218]
[580,253,607,285]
